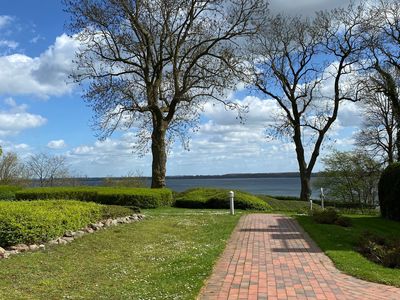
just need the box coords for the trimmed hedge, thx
[0,200,103,246]
[312,199,376,209]
[0,185,23,201]
[15,187,173,208]
[379,163,400,221]
[174,188,271,211]
[259,195,316,212]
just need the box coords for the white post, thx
[310,199,313,211]
[320,187,325,210]
[229,191,235,215]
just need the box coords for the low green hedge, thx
[174,188,271,211]
[15,187,173,208]
[0,185,23,200]
[0,201,135,247]
[0,200,104,246]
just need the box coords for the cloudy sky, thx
[0,0,359,177]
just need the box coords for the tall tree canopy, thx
[64,0,266,187]
[251,3,365,201]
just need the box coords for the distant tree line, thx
[0,150,75,187]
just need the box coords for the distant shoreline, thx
[166,172,319,179]
[75,172,320,181]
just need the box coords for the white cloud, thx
[47,139,67,149]
[0,34,79,98]
[0,40,18,49]
[0,98,47,136]
[0,16,13,29]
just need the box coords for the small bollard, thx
[310,199,313,211]
[229,191,235,215]
[320,187,325,210]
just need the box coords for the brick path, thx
[198,214,400,300]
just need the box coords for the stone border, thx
[0,214,145,259]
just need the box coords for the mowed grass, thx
[297,214,400,287]
[0,208,241,300]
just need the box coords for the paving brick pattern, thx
[198,214,400,300]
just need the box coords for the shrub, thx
[96,188,173,208]
[0,185,23,200]
[174,188,271,211]
[334,215,352,227]
[258,195,316,212]
[0,200,103,247]
[100,205,137,219]
[312,200,376,210]
[357,231,400,268]
[378,163,400,221]
[266,195,303,201]
[15,187,98,202]
[312,208,339,224]
[15,187,173,208]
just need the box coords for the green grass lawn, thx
[297,214,400,287]
[0,208,241,300]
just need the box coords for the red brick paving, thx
[198,214,400,300]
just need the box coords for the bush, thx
[259,195,316,212]
[378,163,400,221]
[100,205,137,219]
[0,185,23,200]
[95,188,173,208]
[312,208,339,224]
[312,199,376,210]
[357,231,400,269]
[15,187,173,208]
[265,195,303,201]
[174,188,271,211]
[16,187,98,202]
[334,215,352,227]
[0,200,103,247]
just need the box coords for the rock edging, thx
[0,213,145,259]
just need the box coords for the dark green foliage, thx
[266,195,303,201]
[258,195,315,212]
[100,205,136,219]
[174,188,271,211]
[0,200,103,247]
[0,185,23,200]
[312,208,339,224]
[95,188,173,208]
[15,187,98,202]
[312,199,376,209]
[334,215,352,227]
[378,163,400,221]
[315,150,381,204]
[312,208,353,227]
[357,231,400,269]
[15,187,173,208]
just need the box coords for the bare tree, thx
[355,79,397,164]
[0,152,27,184]
[26,153,70,187]
[251,4,365,201]
[64,0,266,188]
[362,0,400,161]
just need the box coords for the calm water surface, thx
[81,176,319,198]
[165,177,319,197]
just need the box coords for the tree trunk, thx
[300,173,312,202]
[293,126,312,202]
[396,118,400,162]
[151,120,167,188]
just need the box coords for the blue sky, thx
[0,0,359,177]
